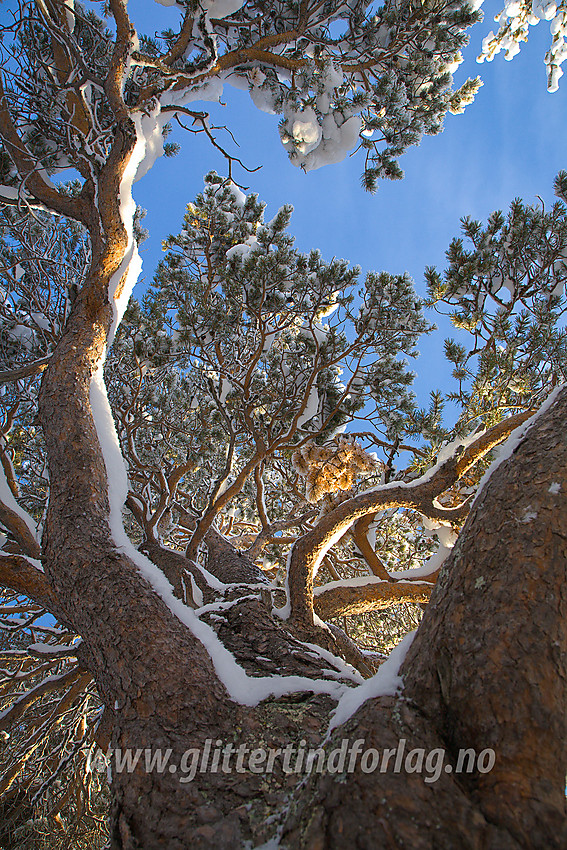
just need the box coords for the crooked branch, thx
[286,409,533,627]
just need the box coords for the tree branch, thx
[0,553,52,608]
[0,500,41,560]
[351,514,390,580]
[286,409,534,627]
[0,76,85,222]
[0,665,86,733]
[0,357,50,385]
[314,577,433,619]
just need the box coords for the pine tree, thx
[0,2,565,847]
[2,169,566,845]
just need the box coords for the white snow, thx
[192,561,228,591]
[392,535,454,579]
[328,630,416,731]
[226,181,246,207]
[161,78,224,112]
[189,574,204,607]
[27,641,79,655]
[297,383,320,428]
[0,460,38,543]
[302,641,364,684]
[314,575,388,596]
[202,0,245,20]
[8,324,35,350]
[31,312,51,332]
[391,546,451,579]
[0,671,75,722]
[290,109,323,156]
[0,185,51,212]
[549,481,562,494]
[520,506,538,523]
[226,235,258,260]
[90,368,349,706]
[64,0,75,32]
[314,572,436,592]
[106,110,161,342]
[156,0,245,17]
[249,86,277,114]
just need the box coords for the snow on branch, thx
[0,553,51,607]
[314,576,433,620]
[0,454,40,559]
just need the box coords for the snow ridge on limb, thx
[470,383,564,503]
[328,629,416,732]
[314,576,433,619]
[91,345,352,706]
[88,84,347,707]
[0,553,52,608]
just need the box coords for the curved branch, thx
[0,501,41,560]
[287,409,534,627]
[0,671,92,795]
[0,664,86,733]
[163,10,196,68]
[105,0,136,120]
[139,539,204,604]
[0,76,85,222]
[351,514,390,580]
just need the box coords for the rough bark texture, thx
[31,267,567,850]
[8,3,564,847]
[402,387,567,849]
[281,696,521,850]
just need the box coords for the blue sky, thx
[130,1,567,404]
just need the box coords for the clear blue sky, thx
[130,1,567,405]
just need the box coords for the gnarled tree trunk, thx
[39,228,567,850]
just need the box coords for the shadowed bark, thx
[204,528,270,585]
[401,386,567,849]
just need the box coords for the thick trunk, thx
[38,335,567,847]
[402,386,567,848]
[37,265,567,848]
